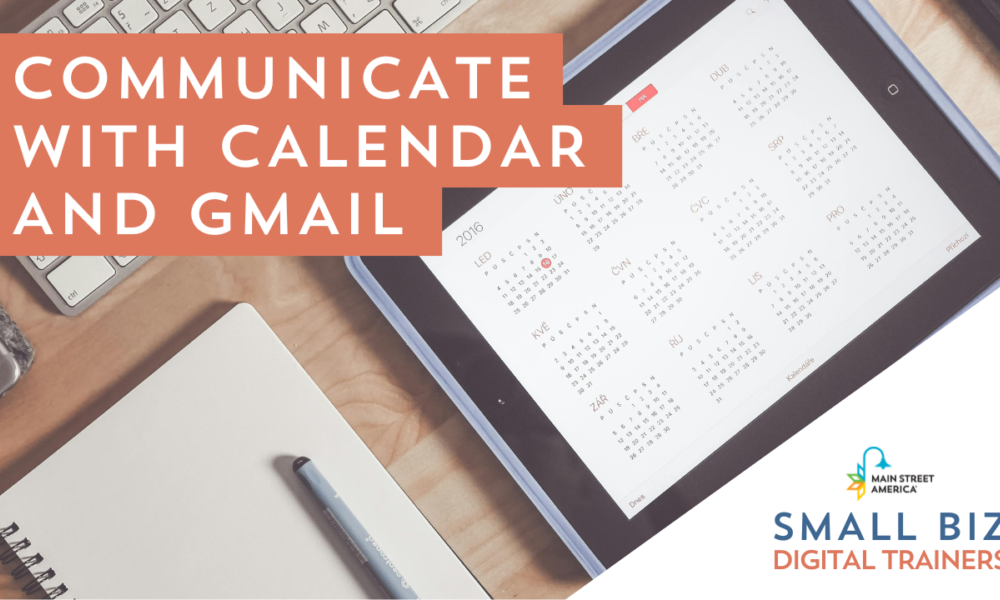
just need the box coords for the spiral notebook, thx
[0,304,488,599]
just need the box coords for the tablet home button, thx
[883,76,904,100]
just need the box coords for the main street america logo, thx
[846,446,890,500]
[845,446,935,500]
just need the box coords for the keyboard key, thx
[46,257,115,308]
[301,4,346,33]
[63,0,104,28]
[112,256,137,267]
[112,0,158,32]
[394,0,458,32]
[189,0,236,30]
[155,11,199,32]
[28,256,61,270]
[224,11,268,32]
[35,17,69,33]
[83,17,118,32]
[258,0,303,30]
[357,10,405,33]
[154,0,183,10]
[335,0,378,23]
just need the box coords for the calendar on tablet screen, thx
[424,0,979,517]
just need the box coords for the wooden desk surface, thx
[2,0,999,598]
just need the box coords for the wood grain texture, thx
[1,0,999,598]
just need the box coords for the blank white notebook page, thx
[0,303,486,599]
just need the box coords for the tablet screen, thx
[422,0,978,518]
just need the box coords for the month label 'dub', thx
[716,46,801,127]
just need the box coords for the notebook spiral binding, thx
[1,522,68,599]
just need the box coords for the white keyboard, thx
[25,0,474,34]
[19,0,478,315]
[17,256,152,316]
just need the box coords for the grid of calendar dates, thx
[718,47,801,128]
[541,304,628,395]
[637,108,722,190]
[491,233,570,315]
[776,116,858,197]
[757,249,838,333]
[559,185,645,251]
[616,241,704,324]
[706,180,784,261]
[591,374,681,461]
[833,186,917,270]
[697,178,777,224]
[670,313,766,404]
